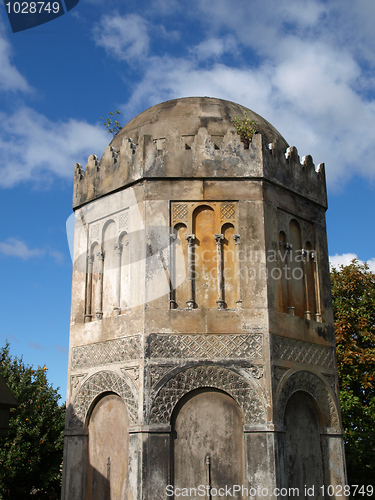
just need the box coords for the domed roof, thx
[111,97,288,150]
[73,96,326,210]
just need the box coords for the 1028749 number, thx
[320,485,374,497]
[5,2,60,14]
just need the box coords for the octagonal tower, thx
[62,97,346,500]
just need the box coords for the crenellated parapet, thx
[73,127,327,209]
[264,139,327,207]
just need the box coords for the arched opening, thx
[86,393,129,500]
[222,223,236,309]
[193,205,217,308]
[102,220,117,316]
[305,241,317,319]
[283,391,324,497]
[278,231,288,313]
[119,232,129,311]
[289,220,305,317]
[172,388,245,498]
[173,223,188,308]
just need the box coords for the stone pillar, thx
[95,251,104,320]
[61,429,88,500]
[114,243,123,315]
[84,254,93,323]
[312,250,322,322]
[233,234,242,309]
[130,425,171,499]
[302,249,311,320]
[214,233,225,309]
[244,427,278,499]
[185,234,196,310]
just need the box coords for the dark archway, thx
[283,391,324,498]
[86,393,129,500]
[172,388,245,499]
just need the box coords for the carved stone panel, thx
[148,333,263,359]
[68,370,138,428]
[149,365,266,425]
[148,365,175,389]
[71,336,141,370]
[276,370,339,429]
[272,336,335,369]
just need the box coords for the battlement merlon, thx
[73,130,327,210]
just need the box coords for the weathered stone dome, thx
[110,96,288,150]
[73,96,326,209]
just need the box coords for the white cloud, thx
[329,253,375,272]
[91,0,375,190]
[0,25,30,92]
[0,107,109,187]
[192,36,238,61]
[0,238,45,260]
[0,237,68,263]
[93,14,149,61]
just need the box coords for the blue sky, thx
[1,0,374,401]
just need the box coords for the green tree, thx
[100,110,122,136]
[331,260,375,486]
[0,343,65,500]
[232,112,257,148]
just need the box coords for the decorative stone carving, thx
[220,203,235,220]
[277,370,339,429]
[172,203,188,224]
[70,374,87,395]
[245,365,264,379]
[148,333,263,359]
[120,367,140,388]
[148,365,175,388]
[90,223,99,241]
[149,365,266,425]
[273,366,289,381]
[277,209,289,234]
[119,211,128,230]
[322,373,339,398]
[71,336,141,370]
[301,220,314,244]
[272,336,335,368]
[68,370,138,428]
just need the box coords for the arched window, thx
[289,220,305,317]
[193,205,217,308]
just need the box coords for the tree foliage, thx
[100,110,122,136]
[331,260,375,486]
[0,343,65,500]
[232,112,257,149]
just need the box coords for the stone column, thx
[95,250,104,320]
[285,243,294,315]
[185,234,196,309]
[311,250,322,322]
[61,428,88,500]
[114,243,123,315]
[84,253,94,323]
[302,249,311,320]
[169,233,178,309]
[233,234,242,309]
[214,234,225,309]
[129,425,171,499]
[244,426,278,499]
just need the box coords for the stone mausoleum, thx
[61,97,347,499]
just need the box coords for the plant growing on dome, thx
[232,112,257,148]
[100,110,122,136]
